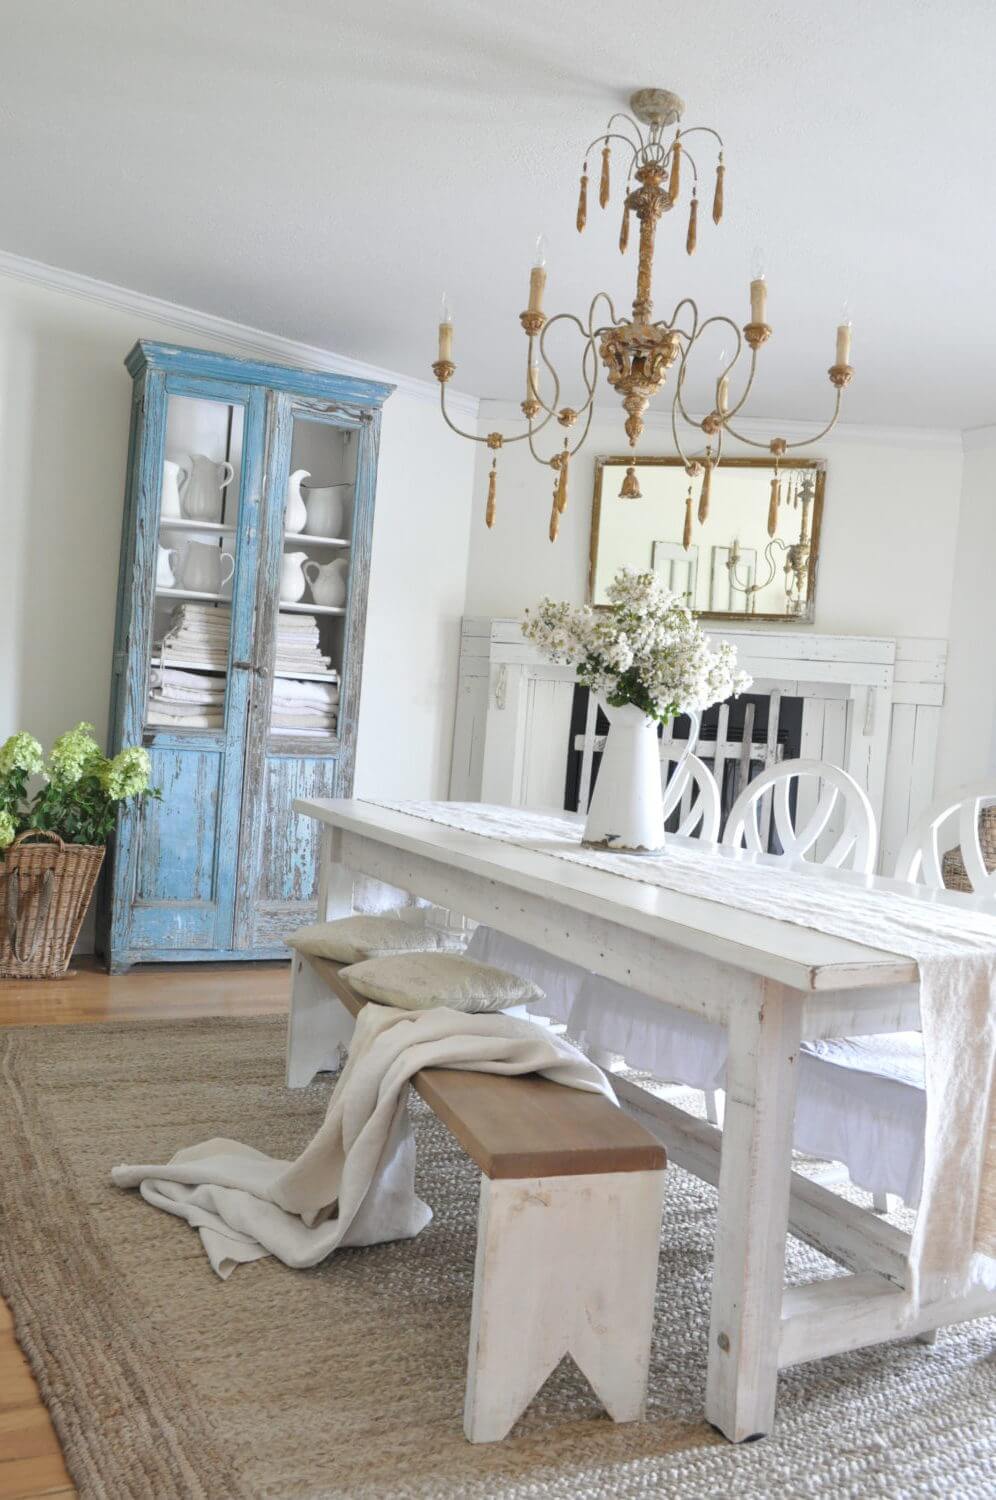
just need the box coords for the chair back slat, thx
[723,757,877,873]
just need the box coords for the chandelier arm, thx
[676,125,725,150]
[582,131,641,172]
[604,113,644,147]
[675,315,752,428]
[567,399,597,458]
[722,388,844,450]
[589,291,623,332]
[666,298,701,341]
[537,311,597,414]
[438,382,493,444]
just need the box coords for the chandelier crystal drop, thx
[431,86,854,541]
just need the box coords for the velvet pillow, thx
[340,952,545,1013]
[286,914,466,966]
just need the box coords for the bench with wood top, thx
[290,950,668,1443]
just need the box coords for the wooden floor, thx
[0,957,290,1500]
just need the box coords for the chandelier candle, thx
[430,85,854,540]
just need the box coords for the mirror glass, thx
[589,457,824,622]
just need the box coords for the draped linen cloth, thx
[112,1001,612,1279]
[372,799,996,1306]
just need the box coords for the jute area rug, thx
[2,1017,994,1500]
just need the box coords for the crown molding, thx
[961,424,996,452]
[476,398,964,451]
[0,247,479,420]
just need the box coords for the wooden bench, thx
[290,951,667,1442]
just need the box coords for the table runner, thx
[370,799,996,1308]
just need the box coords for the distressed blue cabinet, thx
[99,341,392,970]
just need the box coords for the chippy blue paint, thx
[100,342,392,970]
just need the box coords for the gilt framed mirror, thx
[588,455,825,623]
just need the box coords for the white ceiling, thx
[2,1,994,428]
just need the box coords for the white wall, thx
[464,401,964,644]
[0,267,477,806]
[934,427,996,793]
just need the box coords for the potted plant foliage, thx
[0,724,158,978]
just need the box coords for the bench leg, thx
[286,953,355,1088]
[463,1168,665,1443]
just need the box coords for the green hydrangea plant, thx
[0,723,160,850]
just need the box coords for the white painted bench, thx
[292,952,668,1443]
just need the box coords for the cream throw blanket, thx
[112,1004,613,1279]
[371,800,996,1307]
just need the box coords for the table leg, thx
[705,979,802,1442]
[286,828,354,1088]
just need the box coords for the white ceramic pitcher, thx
[303,483,350,538]
[156,543,180,590]
[581,704,700,853]
[303,556,348,608]
[279,551,310,603]
[182,540,235,595]
[161,459,188,519]
[285,470,310,534]
[184,455,234,521]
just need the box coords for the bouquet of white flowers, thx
[523,567,751,723]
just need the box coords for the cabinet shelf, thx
[150,656,340,683]
[278,601,346,616]
[156,586,232,604]
[159,518,237,535]
[283,532,351,547]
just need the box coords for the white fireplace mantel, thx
[450,618,947,875]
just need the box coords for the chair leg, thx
[286,954,355,1088]
[704,1090,720,1125]
[464,1168,665,1443]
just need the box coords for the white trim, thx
[0,246,480,419]
[961,424,996,452]
[476,399,964,451]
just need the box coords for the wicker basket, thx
[0,831,105,979]
[942,805,996,894]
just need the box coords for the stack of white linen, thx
[158,602,231,671]
[275,613,332,675]
[271,677,339,735]
[148,666,224,729]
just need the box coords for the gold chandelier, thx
[431,86,854,543]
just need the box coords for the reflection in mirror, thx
[589,457,824,622]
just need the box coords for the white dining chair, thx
[797,782,996,1220]
[895,781,996,905]
[662,751,721,841]
[722,756,878,872]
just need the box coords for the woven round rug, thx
[1,1016,994,1499]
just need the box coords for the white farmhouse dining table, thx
[291,796,996,1443]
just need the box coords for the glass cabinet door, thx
[116,377,265,956]
[234,397,362,949]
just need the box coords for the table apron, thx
[334,827,921,1039]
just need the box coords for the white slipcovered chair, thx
[797,783,996,1211]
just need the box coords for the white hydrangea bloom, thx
[522,567,751,722]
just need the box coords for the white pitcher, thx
[303,556,348,608]
[303,483,350,538]
[161,459,188,519]
[285,469,310,534]
[182,540,235,595]
[581,705,701,853]
[156,543,180,590]
[279,551,310,603]
[184,454,234,521]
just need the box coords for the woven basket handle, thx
[5,832,63,964]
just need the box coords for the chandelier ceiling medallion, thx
[431,87,854,543]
